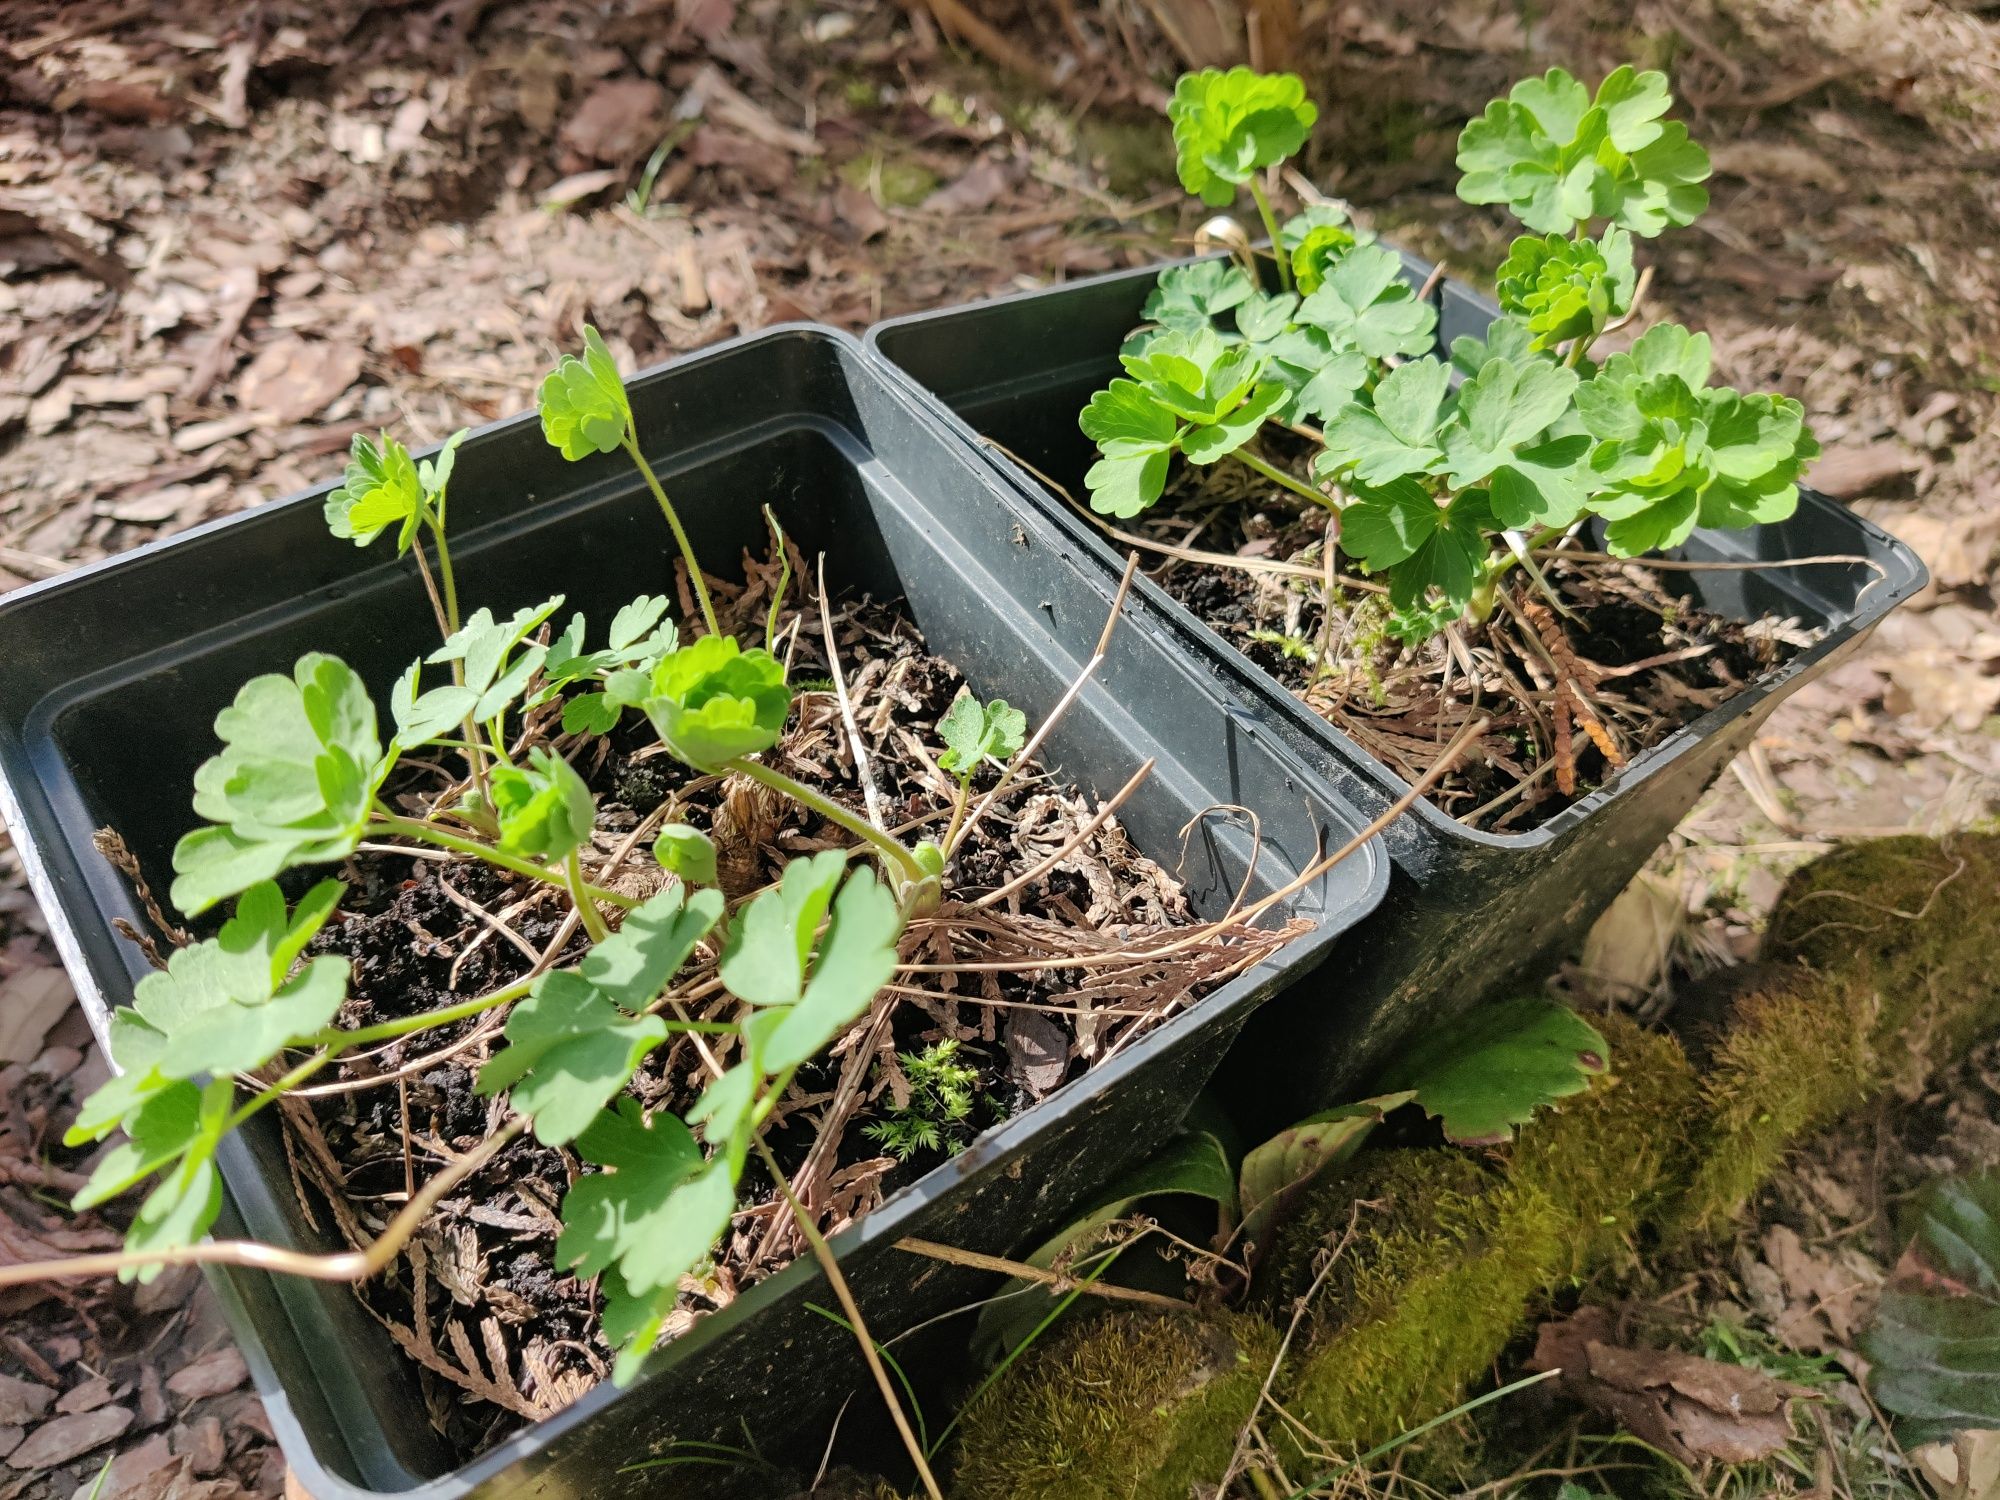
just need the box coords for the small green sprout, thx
[866,1039,980,1160]
[1495,227,1637,351]
[653,823,719,888]
[325,429,470,643]
[935,691,1026,857]
[1169,66,1318,286]
[490,747,595,861]
[1282,203,1359,294]
[539,325,721,637]
[628,634,931,892]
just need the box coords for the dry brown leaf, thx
[1530,1306,1818,1466]
[559,79,669,166]
[1005,1009,1068,1100]
[1577,870,1685,1001]
[1915,1428,2000,1500]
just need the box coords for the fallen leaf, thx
[1004,1010,1066,1100]
[559,79,669,166]
[1577,870,1685,1000]
[923,160,1012,215]
[1531,1306,1817,1466]
[233,337,362,426]
[1880,509,2000,591]
[1913,1428,2000,1500]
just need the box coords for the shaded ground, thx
[2,0,1998,1494]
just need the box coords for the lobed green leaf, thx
[1168,67,1317,207]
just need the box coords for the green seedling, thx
[1169,66,1318,286]
[1077,65,1816,643]
[539,325,721,637]
[936,690,1026,856]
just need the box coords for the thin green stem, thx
[567,849,611,943]
[721,756,925,885]
[426,516,461,636]
[1231,448,1335,512]
[414,512,490,802]
[485,717,515,768]
[306,974,537,1052]
[939,780,973,860]
[1247,178,1291,292]
[225,1052,333,1133]
[368,814,638,908]
[622,434,720,638]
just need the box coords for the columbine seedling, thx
[539,324,721,638]
[1078,65,1819,643]
[59,323,1145,1387]
[935,690,1026,856]
[1169,67,1319,287]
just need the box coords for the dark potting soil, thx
[280,552,1294,1459]
[1129,445,1812,832]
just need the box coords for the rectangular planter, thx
[865,254,1929,1135]
[0,326,1387,1497]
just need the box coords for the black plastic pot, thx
[0,326,1387,1497]
[865,256,1929,1133]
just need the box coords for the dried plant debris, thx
[1127,465,1802,830]
[268,559,1293,1457]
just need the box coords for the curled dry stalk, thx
[0,1121,524,1289]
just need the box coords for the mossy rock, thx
[1765,834,2000,1080]
[948,1309,1277,1500]
[1274,1154,1564,1456]
[1512,1014,1701,1273]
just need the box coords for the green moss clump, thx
[1279,1172,1565,1457]
[949,1310,1276,1500]
[1767,835,2000,1084]
[837,152,939,206]
[1511,1015,1701,1273]
[1273,1017,1699,1456]
[1678,833,2000,1233]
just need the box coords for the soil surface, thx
[280,562,1291,1458]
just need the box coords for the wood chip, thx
[0,1378,51,1430]
[163,1349,246,1403]
[232,336,361,427]
[6,1406,133,1470]
[0,967,73,1065]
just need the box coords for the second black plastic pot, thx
[0,326,1387,1497]
[865,254,1929,1133]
